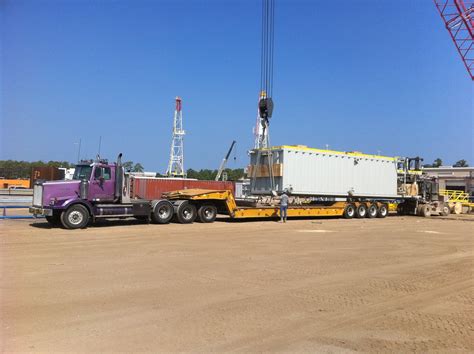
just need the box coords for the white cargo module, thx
[249,145,400,198]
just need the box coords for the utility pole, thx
[98,136,102,157]
[166,97,186,177]
[75,138,82,163]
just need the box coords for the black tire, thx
[396,203,404,215]
[367,204,378,218]
[174,201,197,224]
[60,204,90,229]
[45,212,61,226]
[355,204,367,218]
[151,200,174,224]
[197,204,217,223]
[343,203,356,219]
[377,203,388,218]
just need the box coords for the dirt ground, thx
[1,214,473,352]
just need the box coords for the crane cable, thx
[259,0,275,119]
[260,0,276,192]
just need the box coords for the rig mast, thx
[166,97,186,177]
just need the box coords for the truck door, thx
[89,165,115,202]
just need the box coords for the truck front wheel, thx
[61,204,90,229]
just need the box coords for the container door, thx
[89,166,115,202]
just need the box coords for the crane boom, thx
[433,0,474,79]
[215,141,236,181]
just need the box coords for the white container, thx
[249,145,399,198]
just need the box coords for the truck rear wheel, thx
[197,204,217,223]
[61,204,90,229]
[355,204,367,218]
[377,203,388,218]
[343,203,356,219]
[151,200,173,224]
[174,201,197,224]
[367,204,378,218]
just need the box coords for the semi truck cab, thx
[29,154,175,228]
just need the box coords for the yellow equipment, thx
[163,189,389,222]
[439,189,473,213]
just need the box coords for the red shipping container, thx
[130,177,235,200]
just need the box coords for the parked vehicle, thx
[29,154,231,229]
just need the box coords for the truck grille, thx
[33,184,43,207]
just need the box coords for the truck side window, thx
[94,167,111,180]
[103,167,111,180]
[94,167,110,181]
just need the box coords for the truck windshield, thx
[72,165,93,180]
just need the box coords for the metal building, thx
[423,166,474,195]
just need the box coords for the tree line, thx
[185,168,246,181]
[423,158,469,168]
[0,160,74,179]
[0,160,145,179]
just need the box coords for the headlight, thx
[49,198,57,205]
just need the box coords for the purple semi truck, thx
[29,154,182,229]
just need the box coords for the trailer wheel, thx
[151,200,173,224]
[343,204,356,219]
[197,204,217,223]
[174,201,197,224]
[61,204,90,229]
[377,203,388,218]
[367,204,378,218]
[355,204,367,218]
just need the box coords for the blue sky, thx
[1,0,472,172]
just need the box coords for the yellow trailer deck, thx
[163,189,389,223]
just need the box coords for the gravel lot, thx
[1,214,473,352]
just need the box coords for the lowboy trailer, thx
[161,189,390,223]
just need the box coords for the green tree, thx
[122,161,134,171]
[453,159,469,167]
[133,163,144,173]
[433,158,443,167]
[186,169,199,179]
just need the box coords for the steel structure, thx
[434,0,474,79]
[166,97,186,177]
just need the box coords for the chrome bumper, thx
[29,207,53,217]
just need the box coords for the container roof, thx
[268,145,397,160]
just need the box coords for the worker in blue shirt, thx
[280,190,289,222]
